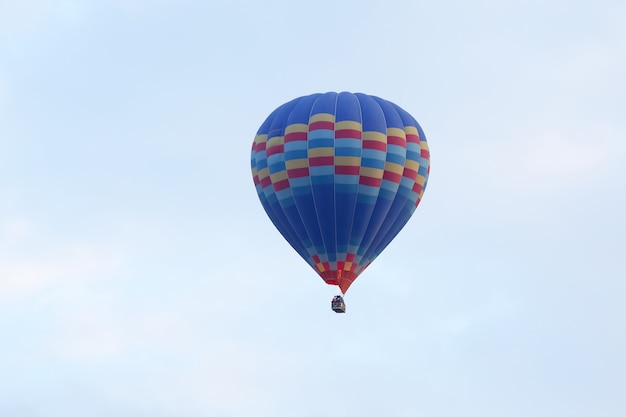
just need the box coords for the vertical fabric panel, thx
[251,92,430,293]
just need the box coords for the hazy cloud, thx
[0,239,122,301]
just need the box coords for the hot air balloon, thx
[250,92,430,312]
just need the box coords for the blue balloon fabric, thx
[251,92,430,293]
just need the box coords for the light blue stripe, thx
[335,174,359,184]
[358,184,379,196]
[276,189,295,202]
[377,187,396,201]
[284,141,308,151]
[406,143,420,153]
[399,177,414,190]
[334,138,361,148]
[291,185,312,196]
[264,186,276,199]
[289,177,310,188]
[381,178,400,192]
[361,149,385,160]
[387,144,406,156]
[256,155,268,169]
[310,166,334,176]
[308,130,334,141]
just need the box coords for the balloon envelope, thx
[251,92,430,293]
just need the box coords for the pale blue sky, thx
[1,1,625,416]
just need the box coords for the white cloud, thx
[27,252,277,361]
[460,124,621,196]
[553,42,625,87]
[36,267,291,414]
[520,131,610,177]
[0,242,122,301]
[0,71,8,108]
[0,1,55,35]
[47,290,194,361]
[1,216,31,243]
[536,37,626,108]
[0,0,151,37]
[132,342,280,414]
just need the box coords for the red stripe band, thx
[284,131,307,142]
[403,169,418,180]
[405,133,420,144]
[309,156,334,166]
[383,171,403,183]
[273,179,290,191]
[359,176,382,186]
[335,166,360,175]
[287,167,309,178]
[266,145,284,157]
[335,129,362,139]
[309,121,334,131]
[260,176,272,188]
[363,140,386,151]
[387,135,406,147]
